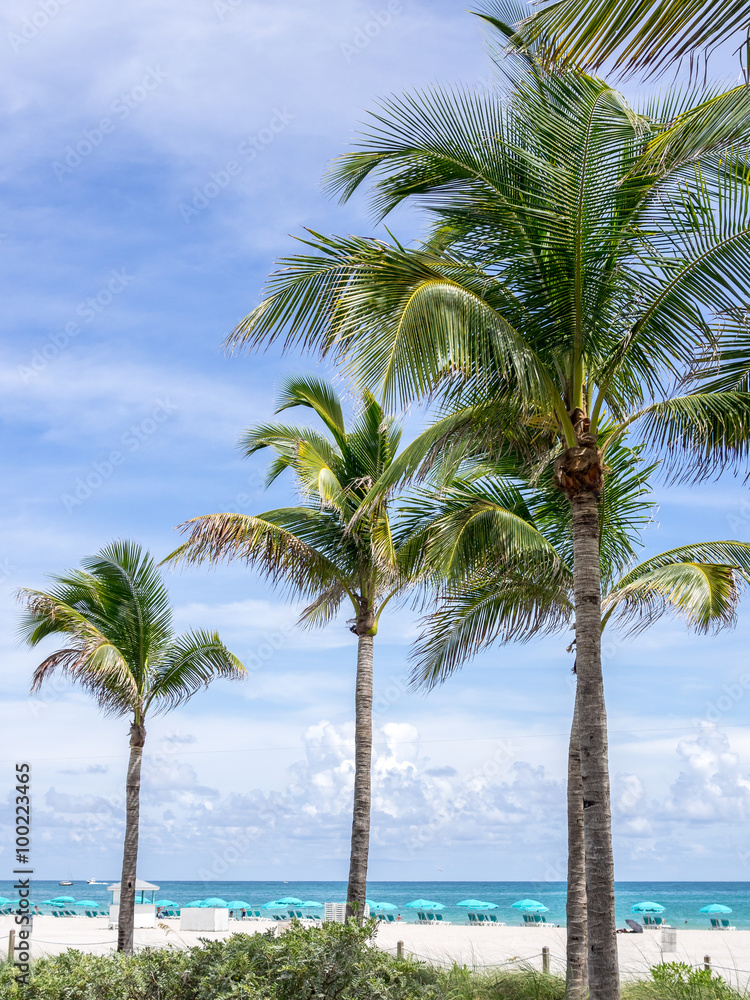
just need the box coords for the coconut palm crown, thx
[168,375,427,920]
[17,540,245,954]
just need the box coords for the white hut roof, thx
[107,879,160,891]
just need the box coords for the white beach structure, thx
[107,879,159,929]
[180,905,229,931]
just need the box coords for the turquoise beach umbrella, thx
[183,900,204,908]
[699,904,732,914]
[404,899,444,910]
[632,901,664,914]
[0,897,12,905]
[74,900,99,907]
[274,897,304,906]
[226,900,251,909]
[367,900,397,911]
[301,901,323,908]
[457,899,497,909]
[200,897,228,907]
[155,899,176,907]
[51,896,75,904]
[512,899,548,912]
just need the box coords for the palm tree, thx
[221,14,750,993]
[167,375,426,921]
[402,456,750,998]
[17,540,245,954]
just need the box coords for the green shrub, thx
[623,962,744,1000]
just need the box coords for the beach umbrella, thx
[226,901,251,909]
[699,904,732,914]
[74,900,99,907]
[200,897,228,907]
[511,899,548,912]
[50,896,75,903]
[155,899,177,907]
[457,899,497,909]
[183,900,204,908]
[0,897,12,905]
[367,900,397,911]
[404,899,445,910]
[301,901,323,908]
[632,901,665,914]
[274,896,304,906]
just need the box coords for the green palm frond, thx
[170,510,348,600]
[621,392,750,481]
[410,571,572,689]
[146,629,245,714]
[603,562,743,636]
[516,0,750,79]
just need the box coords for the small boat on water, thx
[59,880,73,886]
[86,879,105,885]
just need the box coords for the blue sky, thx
[1,0,750,885]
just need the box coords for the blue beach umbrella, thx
[74,900,99,907]
[367,900,397,911]
[511,899,548,912]
[51,896,76,903]
[274,897,304,906]
[155,899,177,907]
[0,897,12,905]
[632,902,665,914]
[226,900,251,909]
[699,904,732,914]
[457,899,497,909]
[183,900,204,908]
[404,899,444,910]
[200,897,228,907]
[301,901,323,908]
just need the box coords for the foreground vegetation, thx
[0,923,743,1000]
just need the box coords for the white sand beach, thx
[5,915,750,988]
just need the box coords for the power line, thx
[4,722,748,765]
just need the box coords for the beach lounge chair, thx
[427,913,436,923]
[434,913,450,924]
[710,918,720,929]
[721,919,736,930]
[488,915,504,925]
[386,913,396,923]
[467,913,477,925]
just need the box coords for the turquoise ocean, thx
[2,882,748,928]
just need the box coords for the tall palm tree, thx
[402,459,750,998]
[221,14,750,993]
[168,376,426,920]
[17,540,245,954]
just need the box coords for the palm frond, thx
[518,0,750,79]
[146,629,245,714]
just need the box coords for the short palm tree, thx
[168,375,425,920]
[222,12,750,993]
[17,540,245,954]
[403,454,750,997]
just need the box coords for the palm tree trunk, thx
[345,621,374,923]
[117,719,146,954]
[571,491,619,1000]
[566,687,588,1000]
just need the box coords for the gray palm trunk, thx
[345,621,374,923]
[571,493,619,1000]
[117,719,145,954]
[566,691,589,999]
